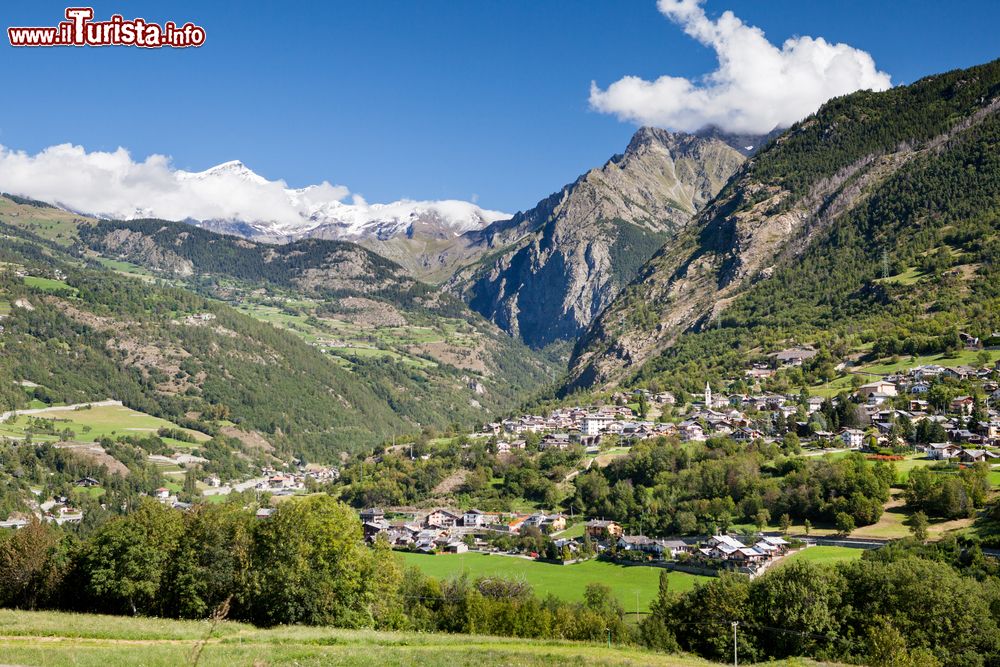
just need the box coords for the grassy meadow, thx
[0,609,844,667]
[0,403,210,445]
[398,552,709,613]
[779,546,865,567]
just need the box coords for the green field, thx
[0,404,210,444]
[780,546,865,566]
[93,256,157,281]
[553,522,587,539]
[0,197,84,245]
[0,609,750,667]
[23,275,77,295]
[862,349,999,375]
[234,299,474,370]
[810,349,999,397]
[877,266,926,286]
[399,552,708,613]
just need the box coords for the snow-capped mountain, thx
[175,161,510,242]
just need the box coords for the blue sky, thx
[1,0,998,212]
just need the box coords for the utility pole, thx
[732,621,739,666]
[606,627,611,649]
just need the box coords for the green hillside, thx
[566,59,1000,396]
[0,210,554,462]
[0,609,797,667]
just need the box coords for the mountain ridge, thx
[447,127,751,347]
[563,59,1000,394]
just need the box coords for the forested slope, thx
[0,218,548,461]
[566,59,1000,395]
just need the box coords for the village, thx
[3,351,998,553]
[483,353,1000,456]
[356,502,796,576]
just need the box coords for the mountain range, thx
[177,160,510,244]
[2,58,999,462]
[29,127,763,349]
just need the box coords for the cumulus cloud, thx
[0,143,350,226]
[589,0,892,134]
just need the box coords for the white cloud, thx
[589,0,892,134]
[0,143,350,226]
[0,143,509,237]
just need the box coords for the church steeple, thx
[704,381,712,407]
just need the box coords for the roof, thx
[710,534,748,550]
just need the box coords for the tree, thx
[0,518,65,609]
[249,495,376,627]
[79,499,184,615]
[161,503,254,619]
[803,519,812,536]
[749,561,845,658]
[778,513,792,534]
[641,570,680,651]
[866,616,926,667]
[754,509,771,532]
[906,511,929,542]
[835,512,855,536]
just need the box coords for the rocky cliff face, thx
[450,128,748,348]
[564,61,1000,392]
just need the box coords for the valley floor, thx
[0,609,843,667]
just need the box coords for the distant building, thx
[585,519,623,541]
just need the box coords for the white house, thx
[840,429,865,449]
[583,415,611,436]
[463,509,486,528]
[858,381,898,399]
[926,443,960,460]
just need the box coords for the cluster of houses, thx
[356,506,795,574]
[0,484,88,530]
[695,534,792,571]
[199,464,340,500]
[584,520,791,570]
[480,356,1000,456]
[359,506,572,553]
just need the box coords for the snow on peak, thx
[181,160,270,186]
[0,144,508,241]
[163,159,508,238]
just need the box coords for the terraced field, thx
[234,299,476,369]
[0,403,210,445]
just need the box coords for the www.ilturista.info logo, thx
[8,7,206,48]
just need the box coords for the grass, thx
[233,299,475,371]
[780,546,865,566]
[23,275,77,295]
[93,256,157,282]
[850,493,975,540]
[399,552,708,613]
[809,349,999,397]
[552,522,587,539]
[0,404,210,444]
[0,196,84,245]
[877,266,926,286]
[862,350,999,375]
[71,486,106,500]
[0,608,845,667]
